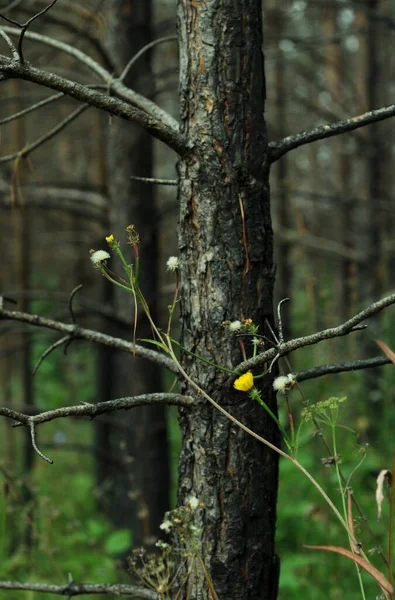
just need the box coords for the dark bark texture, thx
[176,1,279,599]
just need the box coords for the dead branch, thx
[0,102,90,164]
[0,55,187,155]
[235,293,395,373]
[0,306,178,373]
[130,175,178,186]
[295,356,392,383]
[4,393,192,463]
[0,26,180,131]
[0,580,158,598]
[0,0,60,63]
[269,104,395,162]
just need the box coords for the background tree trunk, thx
[176,1,279,598]
[95,0,170,546]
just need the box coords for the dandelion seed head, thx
[166,256,179,272]
[273,373,296,395]
[90,250,110,266]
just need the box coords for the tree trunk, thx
[176,2,279,599]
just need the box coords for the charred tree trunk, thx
[176,2,279,599]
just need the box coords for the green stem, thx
[332,426,366,600]
[114,245,132,278]
[168,337,239,375]
[251,390,292,449]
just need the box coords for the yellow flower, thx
[106,234,114,244]
[233,371,254,392]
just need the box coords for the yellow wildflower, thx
[106,234,115,244]
[233,371,254,392]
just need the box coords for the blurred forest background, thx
[0,0,395,598]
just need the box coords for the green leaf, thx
[139,338,169,353]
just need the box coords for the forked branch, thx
[235,293,395,373]
[3,393,192,464]
[0,306,178,373]
[0,56,187,155]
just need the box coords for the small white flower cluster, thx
[166,256,179,272]
[159,495,202,538]
[90,250,110,266]
[273,373,296,395]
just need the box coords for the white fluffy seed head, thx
[228,320,242,332]
[90,250,110,265]
[273,373,296,395]
[166,256,179,272]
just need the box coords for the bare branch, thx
[295,356,392,383]
[120,35,177,81]
[0,0,24,14]
[28,420,53,463]
[269,104,395,162]
[0,307,179,373]
[32,335,69,375]
[130,175,178,186]
[6,393,192,427]
[0,90,64,125]
[4,393,192,463]
[0,27,18,59]
[0,26,180,131]
[0,0,60,63]
[235,293,395,373]
[0,102,90,164]
[0,580,158,598]
[68,284,82,323]
[0,56,188,155]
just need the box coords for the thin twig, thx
[0,103,90,164]
[18,0,60,63]
[28,420,53,464]
[68,284,83,324]
[120,35,177,81]
[130,175,178,186]
[277,297,289,344]
[0,27,18,59]
[0,0,60,63]
[0,90,64,125]
[0,0,24,14]
[33,335,70,375]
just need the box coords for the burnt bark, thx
[176,2,279,599]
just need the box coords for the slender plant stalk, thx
[332,425,366,600]
[389,453,395,587]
